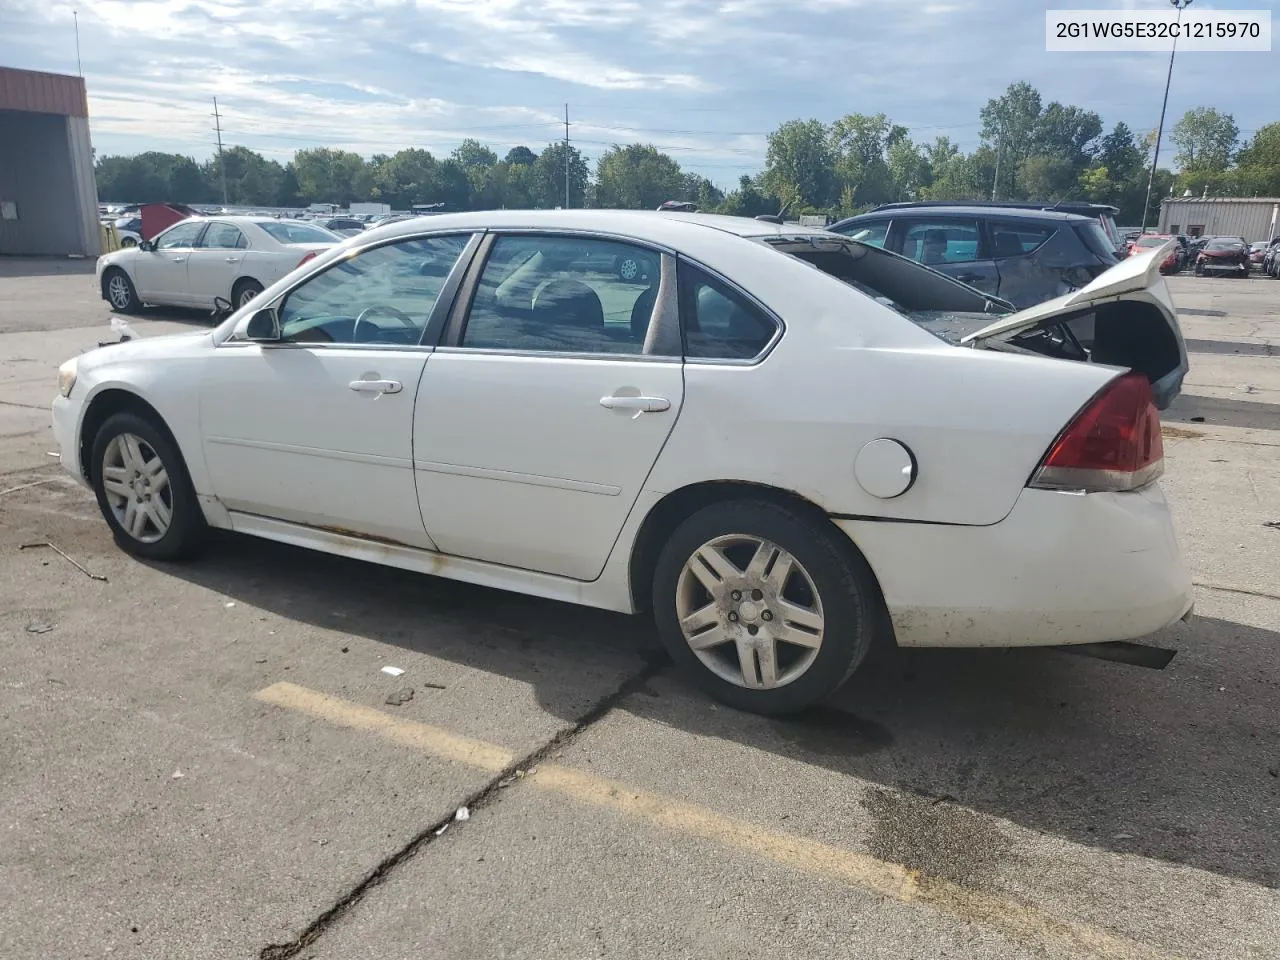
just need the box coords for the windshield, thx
[257,221,340,244]
[1205,239,1241,251]
[1136,236,1168,248]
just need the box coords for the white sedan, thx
[96,216,340,314]
[55,211,1193,714]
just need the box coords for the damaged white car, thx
[54,211,1192,714]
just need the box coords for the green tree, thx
[292,148,370,204]
[530,142,589,208]
[208,146,286,206]
[595,144,685,209]
[372,148,438,208]
[504,146,537,166]
[981,81,1043,198]
[94,152,215,203]
[718,175,776,217]
[762,119,834,209]
[1017,154,1077,200]
[829,113,903,206]
[1233,122,1280,196]
[451,139,498,171]
[1171,107,1238,173]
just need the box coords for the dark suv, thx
[828,205,1120,308]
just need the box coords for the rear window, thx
[257,221,340,244]
[1135,236,1168,248]
[1078,221,1119,260]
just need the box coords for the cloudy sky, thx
[2,0,1275,185]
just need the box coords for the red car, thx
[1130,234,1181,274]
[1195,238,1250,277]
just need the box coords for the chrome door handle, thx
[169,257,185,263]
[349,379,403,395]
[600,395,670,417]
[224,257,241,263]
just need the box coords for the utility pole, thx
[563,103,571,209]
[1141,0,1193,235]
[73,10,82,76]
[212,98,229,207]
[991,115,1004,200]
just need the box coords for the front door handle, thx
[955,273,983,283]
[224,257,241,263]
[600,395,670,418]
[349,379,403,395]
[170,256,186,263]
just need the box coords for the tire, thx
[90,411,206,561]
[232,278,264,309]
[104,268,141,314]
[617,256,641,282]
[121,237,137,248]
[651,499,881,715]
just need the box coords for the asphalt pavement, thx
[1,258,1277,959]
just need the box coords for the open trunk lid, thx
[959,243,1189,408]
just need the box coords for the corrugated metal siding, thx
[67,115,102,255]
[1159,199,1280,242]
[0,111,91,256]
[0,66,88,117]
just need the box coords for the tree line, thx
[95,83,1280,225]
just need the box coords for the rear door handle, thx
[170,257,186,263]
[224,257,241,263]
[600,395,670,418]
[956,273,983,283]
[349,379,403,395]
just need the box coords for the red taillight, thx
[1029,373,1164,493]
[297,250,318,267]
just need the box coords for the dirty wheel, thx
[91,411,206,560]
[233,279,264,309]
[652,499,881,715]
[104,268,140,314]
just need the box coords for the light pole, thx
[1140,0,1193,235]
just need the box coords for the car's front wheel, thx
[233,278,264,309]
[652,499,881,715]
[91,411,206,560]
[103,268,140,314]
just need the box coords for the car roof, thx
[874,199,1119,216]
[359,209,832,247]
[834,206,1091,226]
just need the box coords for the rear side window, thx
[833,220,890,248]
[899,219,981,265]
[258,221,340,244]
[988,220,1056,258]
[1077,221,1119,260]
[677,261,779,361]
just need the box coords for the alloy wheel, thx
[101,432,173,544]
[107,274,132,309]
[675,534,825,690]
[238,287,259,308]
[619,258,640,281]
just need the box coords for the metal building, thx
[0,66,101,257]
[1158,197,1280,243]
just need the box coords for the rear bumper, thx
[837,485,1192,648]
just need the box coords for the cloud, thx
[0,0,1273,186]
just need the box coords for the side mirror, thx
[138,239,154,252]
[245,308,281,342]
[211,296,233,321]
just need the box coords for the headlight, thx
[57,358,78,398]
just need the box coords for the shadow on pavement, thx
[0,256,97,278]
[1184,338,1276,358]
[1165,393,1280,431]
[153,529,1280,892]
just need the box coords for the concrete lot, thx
[1,258,1278,959]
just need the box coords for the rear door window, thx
[899,219,982,265]
[677,261,780,361]
[834,219,890,249]
[988,220,1056,258]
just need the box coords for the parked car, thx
[1130,234,1182,273]
[871,200,1126,259]
[55,211,1192,714]
[1248,241,1271,267]
[113,216,143,247]
[96,216,341,313]
[317,217,368,238]
[829,205,1119,308]
[1194,237,1251,277]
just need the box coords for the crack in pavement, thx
[257,655,668,960]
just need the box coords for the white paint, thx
[853,439,916,500]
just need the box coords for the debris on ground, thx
[224,601,236,608]
[385,688,414,706]
[455,806,470,822]
[1239,384,1257,394]
[1189,416,1206,423]
[254,658,267,664]
[1263,521,1280,530]
[340,646,349,653]
[1113,832,1135,841]
[25,622,53,634]
[171,770,184,780]
[434,823,449,837]
[19,541,108,582]
[422,682,447,690]
[381,666,405,677]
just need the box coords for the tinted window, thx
[199,222,247,249]
[155,221,205,249]
[834,220,889,248]
[678,261,779,361]
[461,235,667,355]
[257,221,340,244]
[277,234,470,345]
[988,220,1056,257]
[1078,221,1120,260]
[900,219,981,265]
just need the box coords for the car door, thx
[186,221,248,307]
[414,232,685,581]
[893,217,999,295]
[987,218,1063,308]
[133,220,207,305]
[198,232,478,548]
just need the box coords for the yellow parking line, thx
[256,682,1181,960]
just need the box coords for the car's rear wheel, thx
[120,237,137,248]
[233,278,264,309]
[652,499,880,715]
[104,268,140,314]
[90,411,206,560]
